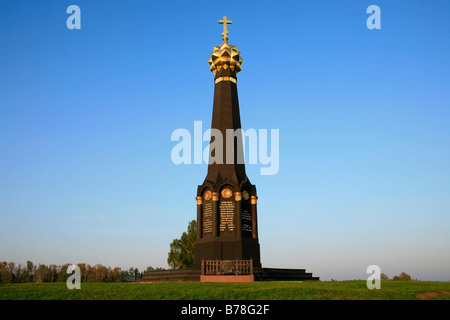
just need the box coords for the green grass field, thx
[1,281,450,300]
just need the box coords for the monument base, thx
[194,238,262,269]
[254,268,320,281]
[138,268,201,282]
[200,275,254,282]
[138,267,319,282]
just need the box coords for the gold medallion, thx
[221,188,233,199]
[242,190,250,200]
[204,190,212,201]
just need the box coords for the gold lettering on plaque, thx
[241,209,252,232]
[203,202,213,234]
[219,200,235,232]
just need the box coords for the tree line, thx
[0,261,164,284]
[381,272,416,281]
[0,220,197,284]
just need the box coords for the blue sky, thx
[1,0,450,281]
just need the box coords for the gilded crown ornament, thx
[208,16,244,75]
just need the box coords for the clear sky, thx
[1,0,450,281]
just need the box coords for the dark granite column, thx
[194,28,261,268]
[212,192,220,237]
[196,196,203,240]
[251,196,258,239]
[234,192,242,239]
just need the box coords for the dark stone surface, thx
[138,268,319,282]
[195,68,261,268]
[200,68,248,189]
[138,269,201,282]
[254,268,320,281]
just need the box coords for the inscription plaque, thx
[203,202,213,234]
[241,196,252,237]
[242,210,252,233]
[219,200,235,232]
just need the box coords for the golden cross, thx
[219,16,232,43]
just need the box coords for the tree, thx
[22,261,34,283]
[14,264,23,283]
[34,264,47,283]
[167,220,197,269]
[134,268,140,281]
[394,272,412,281]
[77,263,86,282]
[112,267,121,282]
[0,262,15,283]
[57,264,71,282]
[7,262,16,283]
[381,273,390,281]
[49,264,58,283]
[126,267,136,282]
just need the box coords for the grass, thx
[1,281,450,300]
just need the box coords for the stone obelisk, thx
[194,17,261,268]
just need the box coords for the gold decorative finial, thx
[219,16,232,44]
[208,16,243,75]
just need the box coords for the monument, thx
[194,16,261,269]
[140,17,319,282]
